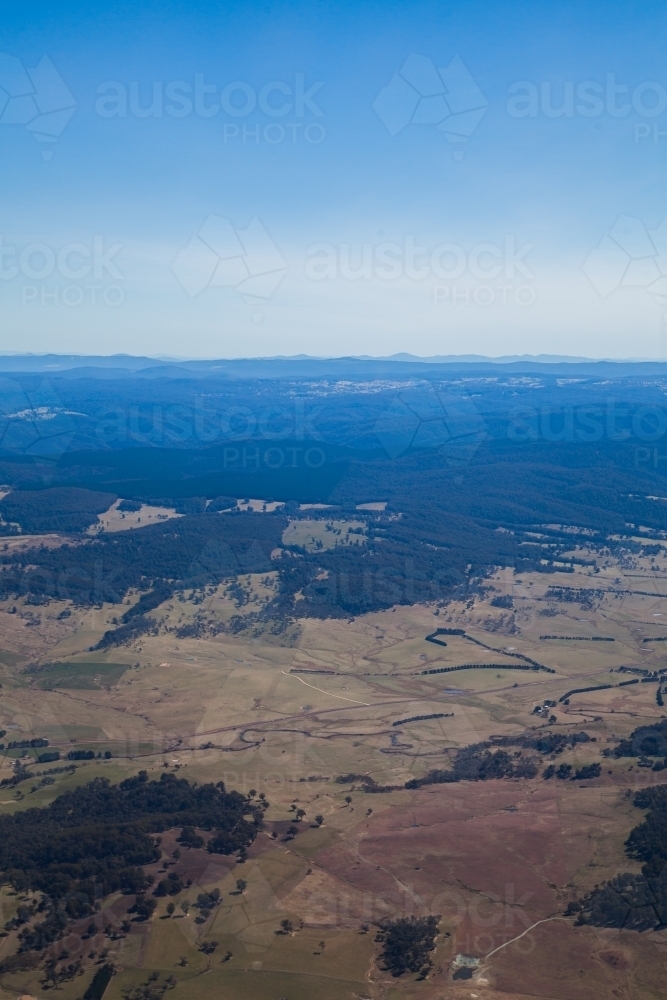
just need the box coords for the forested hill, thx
[1,371,667,623]
[331,438,667,535]
[0,510,285,604]
[1,448,665,624]
[0,488,117,534]
[0,771,260,955]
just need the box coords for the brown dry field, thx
[1,545,667,998]
[88,500,182,533]
[282,517,367,551]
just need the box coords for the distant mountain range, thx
[1,352,667,378]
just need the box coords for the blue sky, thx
[2,0,667,358]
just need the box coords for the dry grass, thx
[282,519,367,552]
[2,545,667,997]
[89,500,181,533]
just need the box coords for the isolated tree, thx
[313,814,324,827]
[199,940,219,955]
[319,940,326,953]
[344,796,352,806]
[295,808,306,822]
[280,918,293,935]
[236,879,247,894]
[179,901,190,915]
[166,902,175,916]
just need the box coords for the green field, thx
[0,650,24,667]
[33,661,129,690]
[107,967,366,1000]
[282,518,367,552]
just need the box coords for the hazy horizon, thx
[1,350,667,365]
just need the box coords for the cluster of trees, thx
[153,872,184,897]
[559,681,634,704]
[377,915,440,977]
[574,763,602,779]
[421,662,546,675]
[0,760,76,792]
[340,732,597,794]
[6,738,49,749]
[0,487,116,534]
[539,635,614,641]
[120,971,176,1000]
[567,871,667,931]
[604,719,667,760]
[391,713,448,727]
[118,499,142,512]
[0,771,259,954]
[567,786,667,928]
[626,786,667,879]
[405,747,538,789]
[490,594,513,608]
[543,762,601,780]
[512,730,591,754]
[193,889,221,922]
[544,587,605,607]
[205,495,237,512]
[336,773,401,794]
